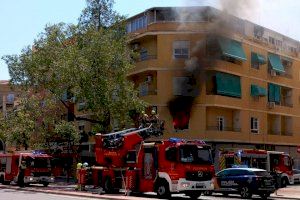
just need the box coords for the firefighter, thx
[139,111,149,128]
[18,161,26,187]
[149,109,158,124]
[80,162,89,191]
[75,162,82,191]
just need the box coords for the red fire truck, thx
[0,151,54,186]
[219,148,294,186]
[88,126,215,199]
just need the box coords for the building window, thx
[6,93,14,104]
[269,37,275,45]
[217,116,224,131]
[251,117,259,133]
[127,16,147,33]
[251,52,266,70]
[173,41,189,59]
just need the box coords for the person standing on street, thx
[18,161,26,187]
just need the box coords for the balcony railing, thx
[137,54,157,62]
[206,126,241,132]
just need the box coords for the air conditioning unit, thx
[145,75,152,83]
[270,70,277,77]
[268,102,275,109]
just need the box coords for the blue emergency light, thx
[169,138,183,143]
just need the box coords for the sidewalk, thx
[0,182,158,200]
[270,186,300,199]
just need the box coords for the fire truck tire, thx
[43,182,49,187]
[203,191,212,196]
[186,192,201,199]
[103,177,114,194]
[0,175,4,184]
[281,177,288,188]
[155,179,171,199]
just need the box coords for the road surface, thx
[0,188,290,200]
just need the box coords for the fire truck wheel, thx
[203,191,212,196]
[104,177,114,194]
[186,192,201,199]
[281,177,288,187]
[0,175,4,184]
[155,179,170,199]
[43,182,49,187]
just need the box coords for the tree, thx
[0,92,64,150]
[2,0,145,137]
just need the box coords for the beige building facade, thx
[127,7,300,170]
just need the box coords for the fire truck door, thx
[5,157,12,174]
[142,146,158,181]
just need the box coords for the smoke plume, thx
[168,0,260,130]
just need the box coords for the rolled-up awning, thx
[251,84,267,97]
[268,53,285,73]
[218,37,247,61]
[216,72,241,98]
[251,52,266,64]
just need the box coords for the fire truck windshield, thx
[179,145,212,164]
[24,157,51,168]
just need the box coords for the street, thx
[0,188,108,200]
[0,185,297,200]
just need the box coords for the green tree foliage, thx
[2,0,145,140]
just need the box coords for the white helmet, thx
[83,162,88,167]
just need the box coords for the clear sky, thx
[1,0,299,80]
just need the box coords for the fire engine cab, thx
[0,150,54,186]
[219,148,294,186]
[89,125,215,199]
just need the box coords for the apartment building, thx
[126,7,300,169]
[0,80,20,152]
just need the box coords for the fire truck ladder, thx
[102,124,163,148]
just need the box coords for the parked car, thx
[214,168,276,199]
[293,169,300,184]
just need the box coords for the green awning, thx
[251,84,267,97]
[251,52,266,64]
[215,72,241,98]
[268,53,285,73]
[218,37,247,61]
[268,83,281,103]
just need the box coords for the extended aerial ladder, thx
[95,122,164,167]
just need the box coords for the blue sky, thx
[1,0,300,80]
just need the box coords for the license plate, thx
[196,183,204,188]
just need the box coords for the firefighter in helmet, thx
[149,109,158,124]
[75,162,82,190]
[139,111,149,128]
